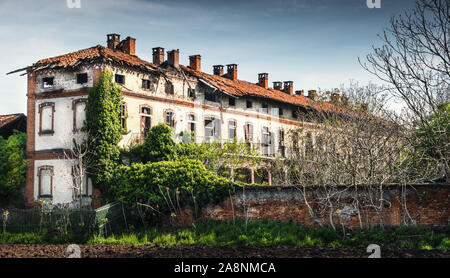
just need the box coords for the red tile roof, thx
[0,114,24,128]
[181,66,338,111]
[28,45,157,72]
[11,44,341,112]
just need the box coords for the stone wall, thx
[176,184,450,228]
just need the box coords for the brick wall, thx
[176,184,449,228]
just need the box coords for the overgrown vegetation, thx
[2,220,447,250]
[85,71,125,192]
[0,131,27,207]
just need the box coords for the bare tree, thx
[360,0,450,181]
[274,83,411,229]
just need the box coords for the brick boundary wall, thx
[176,184,449,228]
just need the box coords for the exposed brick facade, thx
[175,184,450,228]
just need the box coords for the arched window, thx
[72,98,87,132]
[37,165,53,198]
[39,102,55,135]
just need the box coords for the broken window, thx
[279,107,283,116]
[142,79,151,90]
[292,109,298,119]
[279,129,285,157]
[261,126,272,155]
[43,77,54,89]
[76,73,88,84]
[72,166,91,197]
[228,120,236,140]
[72,99,87,132]
[204,117,221,142]
[188,88,196,98]
[165,111,175,127]
[262,103,268,114]
[244,123,253,144]
[229,97,235,107]
[38,166,53,198]
[39,102,55,135]
[141,106,152,138]
[120,104,127,129]
[165,81,174,94]
[115,74,125,84]
[187,113,196,142]
[205,91,217,102]
[246,100,253,109]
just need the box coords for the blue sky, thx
[0,0,415,114]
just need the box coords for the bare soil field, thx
[0,244,447,258]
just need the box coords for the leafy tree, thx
[84,71,125,193]
[0,131,27,206]
[132,123,176,163]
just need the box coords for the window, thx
[39,102,55,135]
[244,123,253,144]
[165,111,175,127]
[262,103,268,114]
[229,97,235,107]
[188,88,196,98]
[142,79,151,90]
[38,166,53,198]
[120,104,127,129]
[292,110,298,119]
[115,74,125,84]
[228,120,236,140]
[140,105,152,138]
[165,81,174,94]
[72,166,91,197]
[43,77,54,89]
[279,129,285,157]
[187,114,196,142]
[261,126,272,155]
[279,108,283,116]
[76,73,88,84]
[204,117,221,142]
[72,99,87,132]
[246,100,253,109]
[205,91,217,102]
[305,132,314,156]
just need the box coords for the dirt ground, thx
[0,244,447,258]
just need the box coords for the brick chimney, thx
[258,73,269,89]
[295,90,304,96]
[167,49,179,68]
[189,55,201,71]
[213,65,224,76]
[226,64,238,81]
[119,36,136,55]
[273,81,282,91]
[308,90,318,101]
[152,47,165,65]
[107,34,121,50]
[283,81,293,95]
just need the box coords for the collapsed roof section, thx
[7,40,341,114]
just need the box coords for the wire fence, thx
[0,202,128,236]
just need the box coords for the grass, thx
[87,220,450,250]
[1,220,448,250]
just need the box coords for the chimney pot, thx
[118,36,136,55]
[258,73,269,89]
[167,49,180,68]
[273,81,282,91]
[213,65,224,76]
[283,81,293,95]
[189,55,201,71]
[107,34,121,50]
[152,47,165,65]
[295,90,304,96]
[226,64,238,80]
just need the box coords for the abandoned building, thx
[0,113,27,139]
[8,34,341,207]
